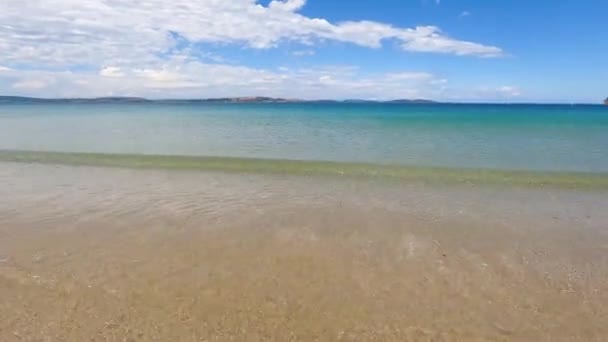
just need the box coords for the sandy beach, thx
[2,0,608,339]
[1,162,607,341]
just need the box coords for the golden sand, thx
[1,163,607,341]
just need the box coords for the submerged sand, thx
[1,162,607,341]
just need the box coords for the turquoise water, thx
[0,103,607,173]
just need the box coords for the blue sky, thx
[0,0,606,102]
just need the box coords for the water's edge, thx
[2,150,607,190]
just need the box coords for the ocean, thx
[0,102,607,173]
[1,102,608,340]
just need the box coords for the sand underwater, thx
[1,156,608,341]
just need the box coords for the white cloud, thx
[99,67,125,78]
[292,50,316,56]
[398,26,499,56]
[440,85,522,102]
[384,72,437,81]
[2,59,525,102]
[459,11,471,18]
[0,0,503,69]
[269,0,307,12]
[0,0,508,99]
[0,58,448,100]
[12,79,52,90]
[496,86,522,97]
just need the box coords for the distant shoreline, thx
[0,96,604,106]
[0,96,436,104]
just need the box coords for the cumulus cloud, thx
[0,0,502,69]
[269,0,307,12]
[0,58,447,100]
[0,0,506,99]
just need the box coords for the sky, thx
[0,0,606,103]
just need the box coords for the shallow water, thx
[1,103,607,172]
[1,162,607,341]
[2,102,608,340]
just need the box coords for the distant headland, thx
[0,96,437,104]
[1,96,606,105]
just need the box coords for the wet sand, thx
[1,162,608,341]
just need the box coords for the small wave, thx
[1,150,607,190]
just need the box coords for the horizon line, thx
[0,95,604,106]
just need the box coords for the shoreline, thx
[0,95,605,106]
[1,149,608,190]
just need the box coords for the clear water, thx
[0,103,607,172]
[2,103,608,339]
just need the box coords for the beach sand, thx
[1,162,607,341]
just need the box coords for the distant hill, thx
[342,99,379,103]
[0,96,438,104]
[387,99,437,104]
[343,99,437,104]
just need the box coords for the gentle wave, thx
[2,103,608,173]
[1,150,608,189]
